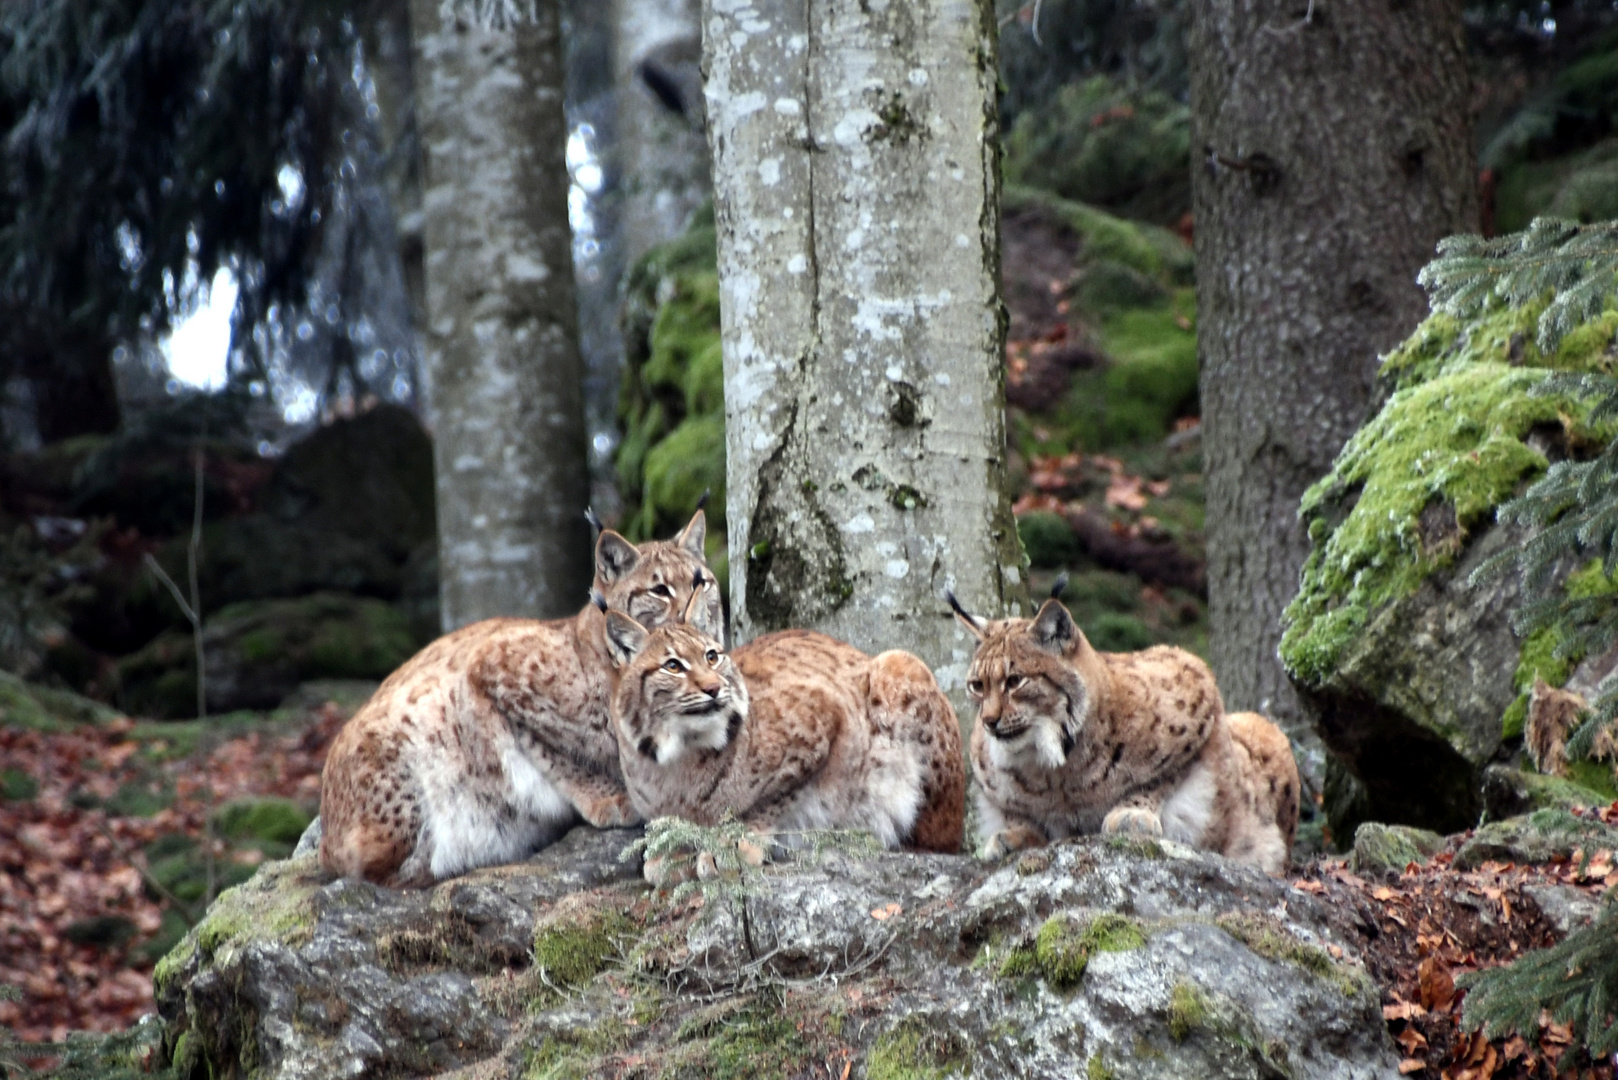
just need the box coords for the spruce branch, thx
[1418,218,1618,353]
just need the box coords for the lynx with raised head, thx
[950,591,1298,874]
[318,512,721,887]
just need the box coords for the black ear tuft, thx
[591,589,608,613]
[584,506,604,537]
[1050,572,1069,601]
[695,488,711,512]
[945,590,970,620]
[692,569,705,589]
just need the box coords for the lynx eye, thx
[1005,674,1025,690]
[967,679,984,695]
[650,584,674,599]
[662,658,684,673]
[704,649,719,665]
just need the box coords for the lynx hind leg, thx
[1226,712,1300,856]
[318,723,428,885]
[868,650,966,853]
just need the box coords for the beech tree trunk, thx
[410,0,591,628]
[704,0,1026,696]
[1190,0,1477,783]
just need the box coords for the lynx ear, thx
[604,610,650,668]
[946,591,987,641]
[676,509,707,560]
[596,529,640,585]
[1031,598,1078,653]
[680,569,708,624]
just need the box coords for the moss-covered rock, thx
[117,592,419,717]
[1000,911,1148,989]
[0,668,120,731]
[1280,299,1618,832]
[1454,808,1618,871]
[1480,764,1615,821]
[1349,822,1445,874]
[1003,77,1191,226]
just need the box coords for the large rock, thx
[1281,301,1618,836]
[117,593,418,717]
[154,828,1400,1080]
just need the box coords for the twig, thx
[189,444,214,906]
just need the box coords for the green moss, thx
[0,669,119,731]
[1167,979,1210,1042]
[636,413,726,544]
[1281,301,1618,688]
[213,796,312,848]
[1086,1053,1116,1080]
[1105,833,1165,859]
[1350,822,1445,874]
[1018,511,1079,568]
[1501,561,1618,738]
[867,1018,970,1080]
[1002,912,1148,990]
[1215,913,1368,998]
[531,906,636,993]
[1,766,37,801]
[523,1018,632,1080]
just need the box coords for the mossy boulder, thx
[1349,823,1445,874]
[0,667,120,731]
[150,831,1398,1080]
[1453,808,1618,871]
[616,206,728,585]
[1280,300,1618,833]
[1003,76,1191,226]
[1479,764,1615,821]
[117,592,419,717]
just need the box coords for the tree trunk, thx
[704,0,1026,697]
[409,0,591,627]
[612,0,710,268]
[1190,0,1477,785]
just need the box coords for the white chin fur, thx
[654,710,733,765]
[986,719,1068,771]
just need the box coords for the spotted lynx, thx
[600,609,966,854]
[949,592,1298,874]
[319,512,721,887]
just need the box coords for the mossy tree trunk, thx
[409,0,591,627]
[704,0,1026,692]
[1189,0,1477,783]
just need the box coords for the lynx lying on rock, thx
[949,592,1298,873]
[318,512,720,887]
[601,607,966,856]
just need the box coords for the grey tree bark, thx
[410,0,591,627]
[704,0,1026,697]
[1190,0,1477,785]
[613,0,711,267]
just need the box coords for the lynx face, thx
[604,614,749,766]
[958,600,1095,771]
[595,511,725,642]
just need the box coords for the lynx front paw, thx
[979,824,1046,860]
[1102,806,1163,837]
[581,793,641,829]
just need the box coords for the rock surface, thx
[155,826,1400,1080]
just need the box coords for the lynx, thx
[949,592,1298,874]
[600,608,966,855]
[319,512,721,887]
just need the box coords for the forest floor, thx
[4,691,1616,1078]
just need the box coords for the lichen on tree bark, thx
[409,0,591,627]
[703,0,1025,694]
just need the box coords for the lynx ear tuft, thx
[947,591,988,641]
[584,506,605,538]
[677,508,707,559]
[604,610,650,668]
[1049,572,1069,601]
[591,589,608,613]
[1031,598,1077,652]
[596,530,639,585]
[695,488,711,512]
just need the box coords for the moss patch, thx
[1281,301,1618,688]
[867,1018,971,1080]
[153,858,321,995]
[530,900,638,994]
[0,668,119,732]
[1001,912,1148,989]
[1503,561,1618,738]
[1167,979,1211,1042]
[1215,912,1368,998]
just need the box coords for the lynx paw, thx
[582,793,641,829]
[979,824,1046,860]
[1102,806,1163,837]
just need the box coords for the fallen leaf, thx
[1292,879,1327,895]
[1384,1000,1428,1022]
[1418,955,1455,1012]
[869,903,902,921]
[1372,886,1399,901]
[1396,1027,1429,1054]
[1398,1059,1426,1074]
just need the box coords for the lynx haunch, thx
[950,593,1298,874]
[318,512,720,887]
